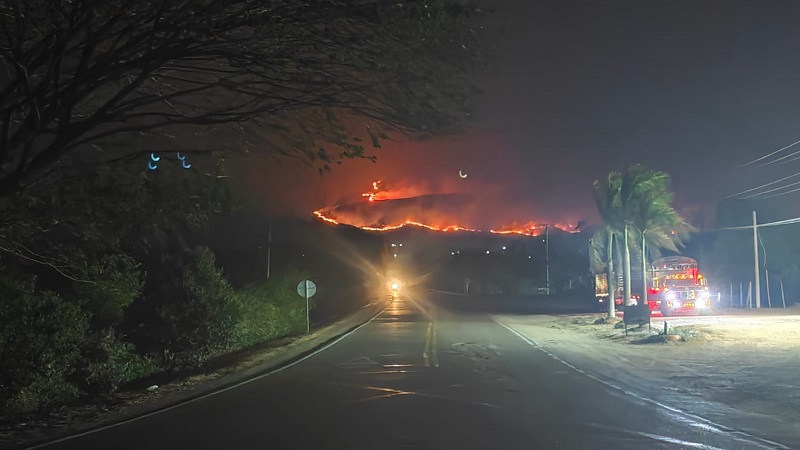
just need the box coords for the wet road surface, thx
[39,292,781,450]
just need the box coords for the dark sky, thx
[247,0,800,228]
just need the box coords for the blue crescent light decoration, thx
[146,151,192,170]
[177,152,192,169]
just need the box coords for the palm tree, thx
[627,170,694,305]
[593,165,690,316]
[592,173,623,318]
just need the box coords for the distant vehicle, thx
[647,256,718,316]
[594,273,639,311]
[389,280,401,300]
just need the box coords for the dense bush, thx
[181,246,241,352]
[0,248,319,416]
[0,164,317,415]
[0,272,89,413]
[73,329,158,398]
[142,246,242,370]
[72,254,143,328]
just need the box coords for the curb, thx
[6,299,390,450]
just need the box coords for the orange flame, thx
[313,210,340,225]
[489,222,578,236]
[315,181,578,236]
[361,180,383,202]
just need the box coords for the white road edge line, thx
[492,319,789,450]
[28,304,390,449]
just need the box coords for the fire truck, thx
[647,256,717,316]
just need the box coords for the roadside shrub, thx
[0,272,89,414]
[229,268,312,349]
[181,247,240,351]
[147,246,240,369]
[73,329,159,398]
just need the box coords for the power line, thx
[761,217,800,227]
[760,146,800,166]
[741,179,800,199]
[742,138,800,167]
[725,170,800,199]
[761,185,800,199]
[712,215,800,231]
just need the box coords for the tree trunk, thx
[623,225,632,306]
[642,232,648,306]
[606,230,616,319]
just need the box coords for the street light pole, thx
[642,229,649,307]
[753,210,761,308]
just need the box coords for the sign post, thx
[296,280,317,333]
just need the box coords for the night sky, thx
[246,0,800,228]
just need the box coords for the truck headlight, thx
[666,291,676,300]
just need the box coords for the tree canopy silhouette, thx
[0,0,486,195]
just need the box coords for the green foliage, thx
[75,330,158,397]
[0,162,236,285]
[230,268,312,349]
[156,246,240,357]
[0,158,324,413]
[592,166,691,259]
[0,271,88,413]
[72,254,143,327]
[184,247,240,350]
[592,165,692,314]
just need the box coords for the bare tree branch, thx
[0,0,485,196]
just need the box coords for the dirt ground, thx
[494,308,800,449]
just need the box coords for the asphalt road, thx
[39,291,777,450]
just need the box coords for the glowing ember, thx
[314,181,578,236]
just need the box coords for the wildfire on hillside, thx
[314,181,578,236]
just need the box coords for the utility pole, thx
[753,210,761,308]
[545,225,550,295]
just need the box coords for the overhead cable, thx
[724,170,800,199]
[712,215,800,232]
[741,179,800,199]
[742,138,800,167]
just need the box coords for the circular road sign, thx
[297,280,317,298]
